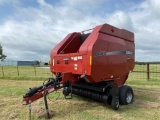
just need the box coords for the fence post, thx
[34,66,36,76]
[2,66,4,76]
[147,63,150,80]
[17,66,19,76]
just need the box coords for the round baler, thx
[23,23,135,117]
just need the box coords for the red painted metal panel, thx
[50,24,135,86]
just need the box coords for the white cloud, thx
[149,0,160,19]
[0,0,20,6]
[130,0,160,61]
[62,0,106,9]
[37,0,53,9]
[106,11,135,31]
[0,0,160,62]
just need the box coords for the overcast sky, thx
[0,0,159,62]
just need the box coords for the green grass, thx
[0,79,160,120]
[0,66,54,80]
[0,65,160,119]
[0,64,160,81]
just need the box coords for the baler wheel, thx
[111,97,119,110]
[119,85,134,105]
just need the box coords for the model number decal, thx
[94,51,134,56]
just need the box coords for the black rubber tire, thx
[111,97,119,110]
[62,87,70,96]
[119,85,134,105]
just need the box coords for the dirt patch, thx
[135,88,160,96]
[0,103,6,107]
[111,114,123,120]
[48,99,88,106]
[8,113,19,119]
[135,100,160,109]
[33,107,55,119]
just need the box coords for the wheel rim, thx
[126,91,133,103]
[115,99,119,108]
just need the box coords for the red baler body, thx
[23,24,135,111]
[50,24,134,86]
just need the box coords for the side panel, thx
[53,54,83,74]
[50,33,80,72]
[89,33,127,83]
[79,32,99,75]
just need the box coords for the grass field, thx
[0,65,160,120]
[0,66,53,80]
[0,64,160,81]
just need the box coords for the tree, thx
[34,60,40,66]
[0,44,7,61]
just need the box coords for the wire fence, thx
[0,66,53,80]
[0,62,160,81]
[128,62,160,81]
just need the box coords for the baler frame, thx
[23,76,122,118]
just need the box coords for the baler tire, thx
[111,97,119,110]
[62,88,70,96]
[119,85,134,105]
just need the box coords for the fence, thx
[128,62,160,81]
[0,66,53,80]
[0,62,160,80]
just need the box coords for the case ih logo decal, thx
[94,51,134,56]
